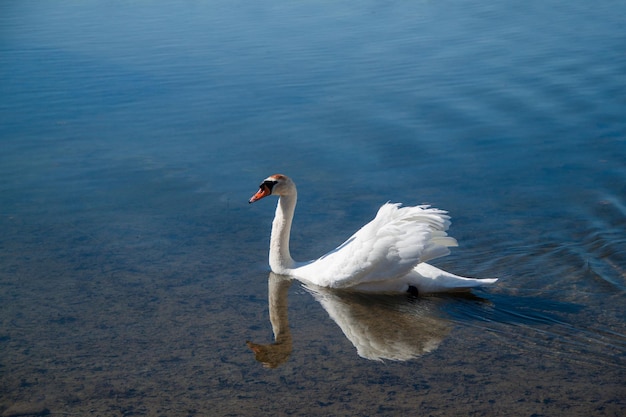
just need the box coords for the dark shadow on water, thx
[438,287,626,369]
[440,291,584,327]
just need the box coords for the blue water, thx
[1,0,625,415]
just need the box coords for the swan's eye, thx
[261,180,277,191]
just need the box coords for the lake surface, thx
[1,0,625,415]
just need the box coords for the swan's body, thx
[249,174,497,294]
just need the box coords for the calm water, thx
[1,0,625,415]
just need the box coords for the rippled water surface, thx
[1,1,625,416]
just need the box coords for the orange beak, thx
[249,184,271,203]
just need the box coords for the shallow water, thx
[1,0,625,416]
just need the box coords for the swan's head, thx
[249,174,295,203]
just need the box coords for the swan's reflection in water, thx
[246,274,293,368]
[305,282,452,362]
[247,273,453,367]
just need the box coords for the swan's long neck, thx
[269,193,297,273]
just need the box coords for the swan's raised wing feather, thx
[294,203,458,288]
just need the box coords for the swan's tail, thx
[410,263,498,294]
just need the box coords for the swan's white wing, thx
[293,203,458,288]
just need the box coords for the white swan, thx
[249,174,497,294]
